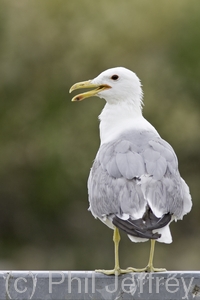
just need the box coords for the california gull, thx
[70,67,192,275]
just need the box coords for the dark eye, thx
[111,74,119,80]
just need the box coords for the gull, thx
[70,67,192,275]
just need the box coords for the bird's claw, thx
[126,266,166,273]
[95,267,136,276]
[95,265,166,275]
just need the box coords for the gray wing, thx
[88,130,191,222]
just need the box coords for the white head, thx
[70,67,146,143]
[70,67,143,109]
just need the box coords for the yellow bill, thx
[69,80,111,102]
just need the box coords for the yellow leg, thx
[127,240,166,273]
[96,227,137,275]
[146,240,166,272]
[113,226,120,272]
[96,234,166,275]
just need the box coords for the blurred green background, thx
[0,0,199,271]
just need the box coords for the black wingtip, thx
[112,209,171,239]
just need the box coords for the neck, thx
[99,101,144,144]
